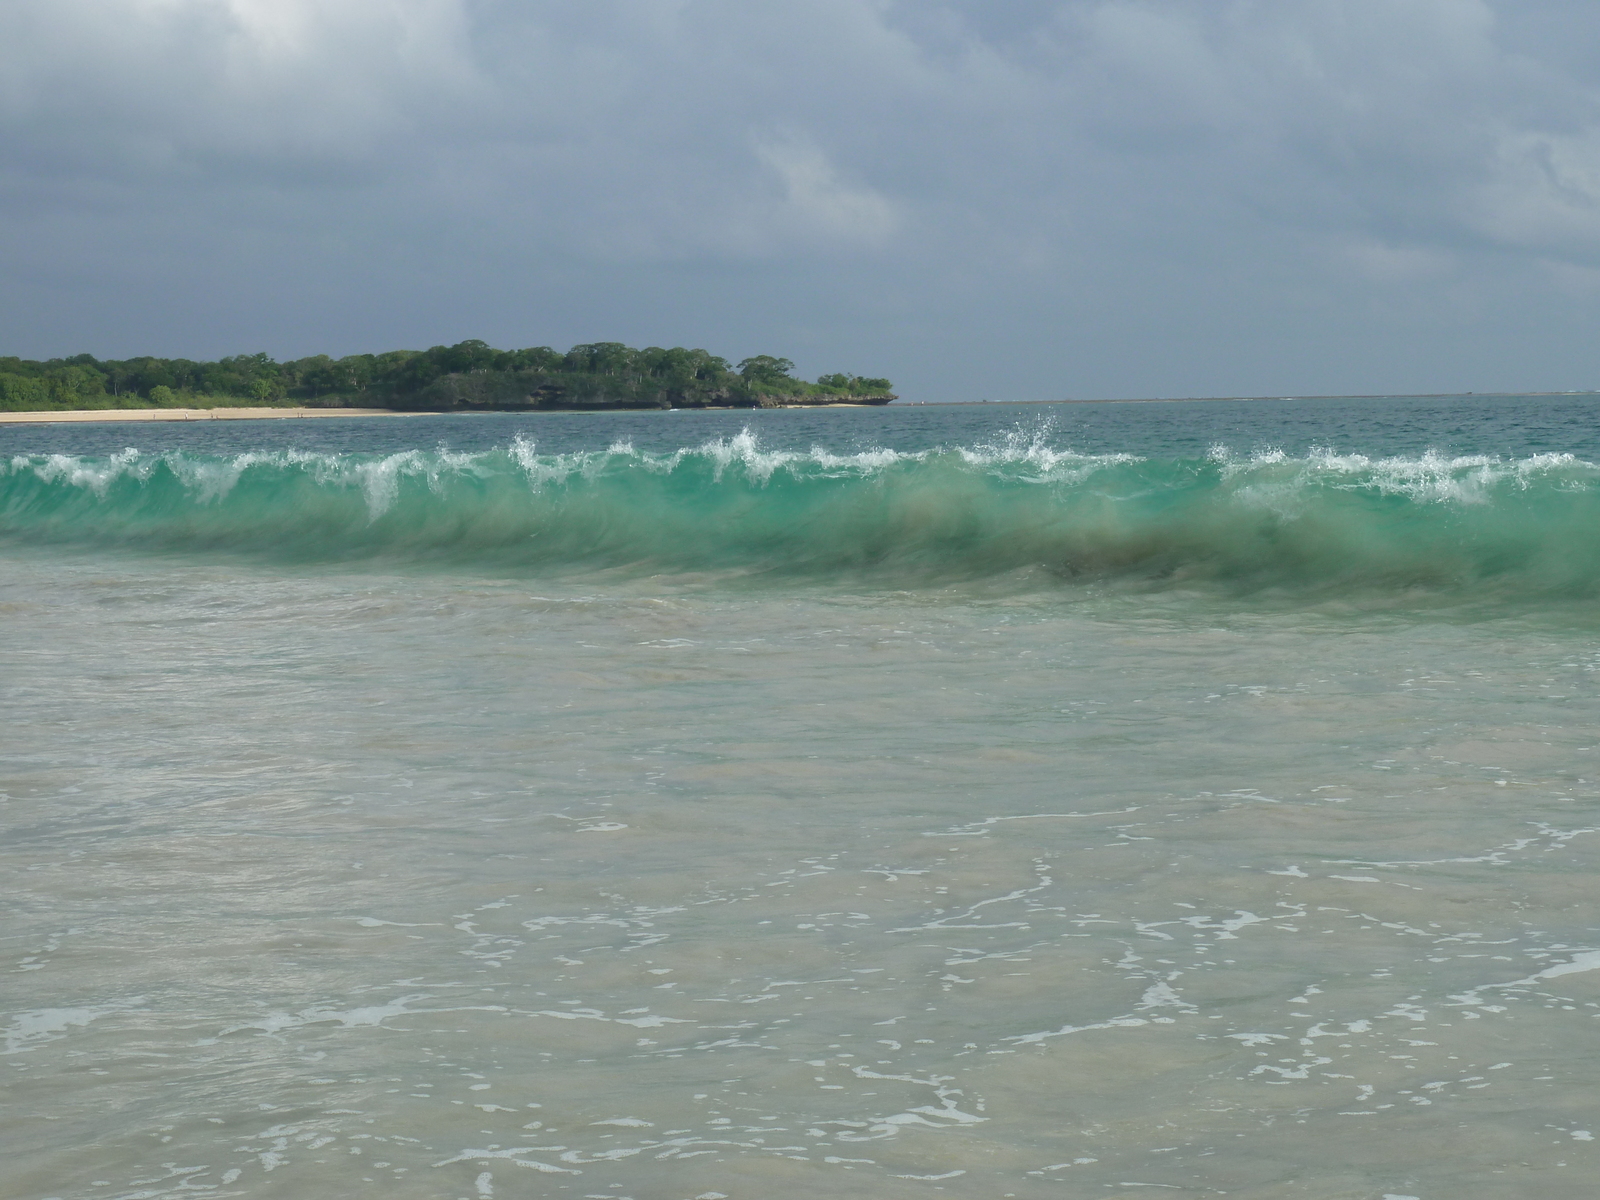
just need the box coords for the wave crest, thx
[5,432,1599,595]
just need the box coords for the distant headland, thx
[0,341,896,415]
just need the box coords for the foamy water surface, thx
[3,400,1599,1199]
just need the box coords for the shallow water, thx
[3,400,1599,1199]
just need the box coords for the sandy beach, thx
[0,404,890,424]
[0,407,413,425]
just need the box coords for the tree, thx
[0,340,890,411]
[506,346,563,373]
[436,340,499,374]
[565,343,635,376]
[736,355,795,384]
[334,355,376,394]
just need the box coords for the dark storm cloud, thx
[5,0,1600,399]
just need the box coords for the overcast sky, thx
[6,0,1600,400]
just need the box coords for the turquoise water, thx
[8,400,1600,598]
[3,399,1599,1199]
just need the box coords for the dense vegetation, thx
[0,341,895,412]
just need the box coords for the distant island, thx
[0,341,896,413]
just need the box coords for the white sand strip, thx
[0,407,416,425]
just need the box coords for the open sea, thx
[3,396,1599,1200]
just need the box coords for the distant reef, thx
[0,341,896,413]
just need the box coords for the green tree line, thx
[0,341,895,412]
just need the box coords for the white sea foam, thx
[3,1000,144,1055]
[7,458,1600,1197]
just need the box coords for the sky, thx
[6,0,1600,401]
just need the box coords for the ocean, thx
[2,397,1597,1200]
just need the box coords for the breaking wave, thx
[6,430,1600,597]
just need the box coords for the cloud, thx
[756,136,899,247]
[1472,128,1600,252]
[5,0,1600,397]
